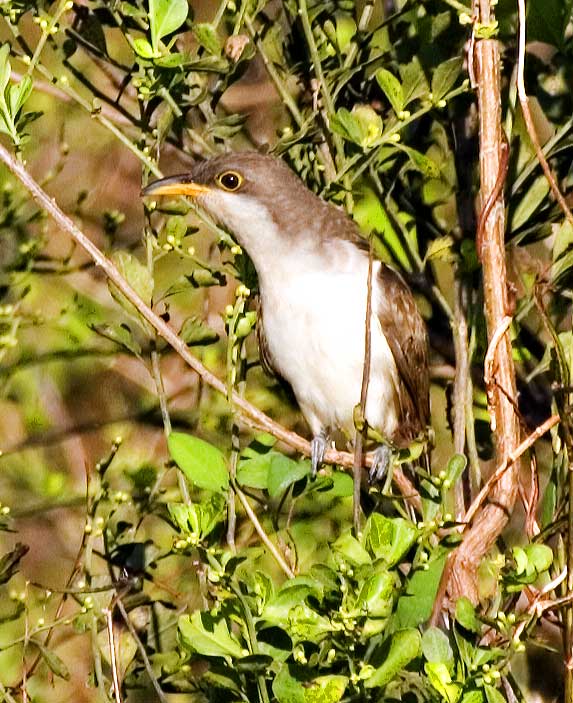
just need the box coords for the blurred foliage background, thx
[0,0,572,701]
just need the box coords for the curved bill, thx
[142,174,211,198]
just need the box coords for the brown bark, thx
[447,26,521,601]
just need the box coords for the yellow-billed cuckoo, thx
[143,152,430,481]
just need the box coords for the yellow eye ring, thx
[216,170,243,192]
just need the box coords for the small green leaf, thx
[400,57,430,106]
[364,513,418,566]
[523,543,553,573]
[267,455,310,498]
[365,629,421,688]
[425,235,455,262]
[0,44,11,94]
[333,532,371,565]
[273,664,305,703]
[425,661,461,703]
[193,23,221,55]
[400,145,441,177]
[179,612,244,658]
[422,627,454,668]
[168,432,228,492]
[179,316,219,346]
[445,454,467,485]
[394,550,448,628]
[335,13,356,52]
[237,451,275,490]
[324,471,353,497]
[356,569,395,618]
[33,641,70,680]
[9,76,32,116]
[133,37,157,58]
[149,0,188,54]
[304,675,348,702]
[109,252,154,331]
[376,69,404,115]
[431,58,463,102]
[509,175,549,232]
[484,684,506,703]
[455,597,482,633]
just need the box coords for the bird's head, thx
[142,152,316,262]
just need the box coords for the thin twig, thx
[516,0,573,229]
[463,413,559,528]
[104,609,123,703]
[115,599,169,703]
[232,479,295,578]
[352,250,374,535]
[483,315,513,432]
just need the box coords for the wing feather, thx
[376,264,430,445]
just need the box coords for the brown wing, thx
[255,296,279,378]
[376,264,430,445]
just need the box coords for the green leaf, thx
[352,187,411,271]
[425,235,455,262]
[179,316,219,346]
[324,471,353,497]
[394,550,448,628]
[399,145,441,177]
[523,543,553,573]
[109,251,154,329]
[422,627,454,668]
[33,641,70,680]
[237,452,272,489]
[400,57,430,106]
[273,664,305,703]
[133,37,156,58]
[445,454,467,485]
[509,175,549,231]
[376,69,404,115]
[149,0,188,54]
[484,685,506,703]
[331,106,382,147]
[431,57,463,102]
[356,569,395,618]
[268,455,310,498]
[0,44,11,95]
[304,675,348,702]
[335,14,356,52]
[9,76,32,116]
[425,661,461,703]
[365,629,421,688]
[193,23,221,55]
[364,513,418,566]
[455,597,482,633]
[168,432,228,492]
[333,532,371,566]
[179,611,245,658]
[461,692,485,703]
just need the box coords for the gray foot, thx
[310,433,328,478]
[369,445,393,485]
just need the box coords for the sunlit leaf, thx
[168,432,228,492]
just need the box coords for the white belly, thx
[260,255,400,441]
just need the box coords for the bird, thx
[143,152,430,482]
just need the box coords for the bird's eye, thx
[216,171,243,192]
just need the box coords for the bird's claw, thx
[311,434,328,478]
[369,445,394,485]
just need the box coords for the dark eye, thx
[217,171,243,191]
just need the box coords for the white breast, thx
[259,244,401,442]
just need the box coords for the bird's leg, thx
[311,431,329,478]
[369,444,394,485]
